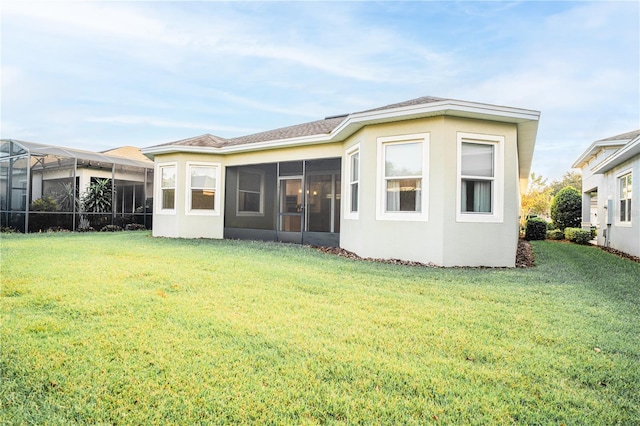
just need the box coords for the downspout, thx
[25,154,31,233]
[111,163,116,225]
[72,158,77,231]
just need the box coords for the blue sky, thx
[2,1,638,180]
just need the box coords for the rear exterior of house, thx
[143,97,540,267]
[573,130,640,257]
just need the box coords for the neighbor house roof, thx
[142,96,540,180]
[572,129,640,170]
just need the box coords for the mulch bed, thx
[597,246,640,263]
[313,239,536,268]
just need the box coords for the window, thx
[345,144,360,218]
[238,169,263,215]
[158,163,176,212]
[619,172,632,223]
[186,162,220,215]
[461,143,494,213]
[457,133,504,222]
[377,133,429,221]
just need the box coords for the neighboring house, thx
[142,96,540,267]
[573,130,640,257]
[0,139,154,232]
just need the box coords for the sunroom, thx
[224,158,342,247]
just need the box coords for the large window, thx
[158,163,176,212]
[619,172,632,223]
[377,133,429,221]
[345,144,360,219]
[457,133,504,222]
[187,162,220,215]
[238,169,263,215]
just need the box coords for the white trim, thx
[185,161,221,216]
[376,133,430,222]
[344,143,360,220]
[155,161,177,215]
[456,132,504,223]
[615,168,633,226]
[236,168,265,216]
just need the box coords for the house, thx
[572,130,640,257]
[0,139,154,232]
[142,96,540,267]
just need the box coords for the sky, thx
[1,1,638,181]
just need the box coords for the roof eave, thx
[572,140,629,169]
[591,136,640,174]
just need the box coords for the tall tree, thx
[549,171,582,195]
[521,172,552,226]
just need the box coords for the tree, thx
[520,172,552,227]
[550,186,581,230]
[549,171,582,196]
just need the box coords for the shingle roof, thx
[359,96,447,113]
[154,133,228,148]
[225,116,347,147]
[596,129,640,142]
[153,96,451,149]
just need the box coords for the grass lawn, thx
[1,232,639,424]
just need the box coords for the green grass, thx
[1,232,639,425]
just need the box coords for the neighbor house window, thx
[158,163,176,212]
[619,172,632,223]
[376,133,429,221]
[345,144,360,219]
[457,133,504,223]
[238,169,263,215]
[186,162,220,215]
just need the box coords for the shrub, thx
[77,215,94,232]
[525,218,547,241]
[550,186,581,230]
[564,227,592,245]
[100,225,123,232]
[125,223,147,231]
[546,229,564,240]
[30,197,58,212]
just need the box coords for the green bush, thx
[30,197,58,212]
[564,227,592,245]
[125,223,146,231]
[550,187,581,230]
[525,218,547,241]
[546,229,564,240]
[99,225,122,232]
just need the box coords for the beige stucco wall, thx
[339,116,519,267]
[152,152,225,239]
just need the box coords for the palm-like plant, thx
[55,182,80,212]
[81,178,113,213]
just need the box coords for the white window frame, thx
[376,133,430,221]
[456,132,504,223]
[345,143,360,220]
[185,161,221,216]
[236,168,265,216]
[156,162,177,215]
[616,169,632,226]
